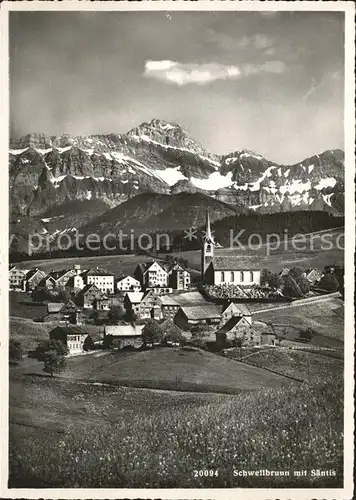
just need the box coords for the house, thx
[37,276,57,291]
[25,269,47,291]
[160,319,185,346]
[261,333,277,346]
[158,295,180,320]
[9,266,27,291]
[81,268,115,295]
[116,275,141,292]
[137,290,163,320]
[174,304,222,330]
[49,269,77,288]
[220,302,252,327]
[305,268,322,285]
[93,295,110,311]
[134,260,169,289]
[166,262,191,290]
[104,324,144,349]
[49,325,89,355]
[124,291,144,318]
[65,274,85,291]
[201,212,260,285]
[44,300,83,325]
[76,284,105,309]
[215,316,261,347]
[145,286,173,295]
[279,268,290,277]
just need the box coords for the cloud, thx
[205,29,274,52]
[144,60,287,86]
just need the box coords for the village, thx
[9,214,344,358]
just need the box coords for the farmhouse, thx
[201,212,261,285]
[134,260,168,289]
[25,269,47,291]
[104,324,144,349]
[49,269,76,288]
[215,316,261,347]
[37,275,57,290]
[9,266,27,291]
[124,291,144,318]
[174,304,223,330]
[116,275,141,292]
[166,262,191,290]
[221,302,252,326]
[158,295,180,320]
[82,268,115,295]
[49,325,89,355]
[43,300,83,324]
[76,284,106,309]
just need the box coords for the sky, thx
[10,10,344,164]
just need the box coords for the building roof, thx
[50,325,87,336]
[49,269,74,281]
[85,267,114,277]
[223,302,251,316]
[170,291,207,306]
[117,275,140,284]
[125,292,144,303]
[211,256,260,271]
[26,268,46,280]
[158,295,180,306]
[216,316,244,333]
[77,283,102,297]
[180,304,222,320]
[104,324,144,337]
[47,302,65,314]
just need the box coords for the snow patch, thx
[314,177,337,190]
[191,171,233,190]
[156,167,186,186]
[280,180,311,195]
[283,169,290,178]
[34,147,52,154]
[9,148,29,155]
[308,164,314,174]
[21,158,30,164]
[322,193,334,207]
[86,190,92,200]
[55,146,72,153]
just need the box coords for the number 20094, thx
[193,470,219,477]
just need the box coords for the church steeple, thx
[201,210,214,279]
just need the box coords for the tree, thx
[190,324,206,339]
[142,319,164,346]
[90,310,99,324]
[318,273,340,292]
[83,335,95,351]
[261,268,283,289]
[282,275,303,298]
[9,340,23,364]
[40,340,69,377]
[298,276,311,295]
[108,305,125,323]
[31,287,48,304]
[43,350,66,377]
[300,327,313,343]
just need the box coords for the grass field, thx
[226,347,344,383]
[9,373,343,488]
[12,347,291,393]
[254,296,344,346]
[9,292,47,320]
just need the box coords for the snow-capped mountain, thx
[9,119,344,222]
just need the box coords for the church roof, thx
[211,256,260,271]
[180,304,222,320]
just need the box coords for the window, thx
[221,271,225,282]
[230,271,234,282]
[240,271,244,282]
[206,244,211,253]
[250,271,254,282]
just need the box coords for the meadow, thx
[226,347,344,383]
[9,373,343,488]
[11,347,290,393]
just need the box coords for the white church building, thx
[201,212,261,286]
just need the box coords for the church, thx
[201,212,261,286]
